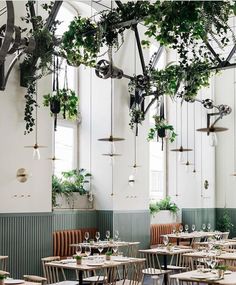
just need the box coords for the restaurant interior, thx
[1,1,236,285]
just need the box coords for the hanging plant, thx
[129,109,144,130]
[43,88,79,121]
[148,115,177,143]
[20,1,60,134]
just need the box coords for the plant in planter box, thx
[149,196,179,217]
[105,251,113,260]
[52,169,92,209]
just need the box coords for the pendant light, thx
[128,134,141,186]
[231,65,236,176]
[24,81,47,159]
[182,102,193,170]
[171,101,192,161]
[98,45,125,160]
[193,101,196,173]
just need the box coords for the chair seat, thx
[116,280,142,285]
[142,268,170,275]
[162,265,187,271]
[23,275,47,283]
[83,276,107,282]
[51,281,79,285]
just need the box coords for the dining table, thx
[164,231,217,245]
[170,269,236,285]
[139,246,194,285]
[45,255,144,285]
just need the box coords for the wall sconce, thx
[204,180,209,190]
[16,168,29,183]
[128,174,135,187]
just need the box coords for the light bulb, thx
[33,148,40,160]
[110,142,116,154]
[209,132,218,147]
[178,151,184,163]
[128,174,135,187]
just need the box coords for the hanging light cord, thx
[180,102,183,146]
[35,82,38,146]
[63,64,68,90]
[186,103,189,161]
[193,102,196,171]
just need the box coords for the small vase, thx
[217,269,224,278]
[0,279,5,285]
[76,259,82,265]
[106,255,111,261]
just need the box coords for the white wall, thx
[0,2,52,213]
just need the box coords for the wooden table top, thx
[170,269,236,284]
[45,256,144,271]
[70,241,138,249]
[165,231,217,240]
[139,246,193,256]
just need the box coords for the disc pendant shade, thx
[98,47,125,157]
[171,103,192,157]
[197,127,228,132]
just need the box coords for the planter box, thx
[151,210,177,224]
[54,193,94,209]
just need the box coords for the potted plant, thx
[0,274,7,285]
[75,255,82,265]
[52,169,93,209]
[216,209,234,233]
[105,251,113,261]
[215,265,228,278]
[150,196,179,224]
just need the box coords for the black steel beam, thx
[28,1,37,31]
[222,44,236,67]
[115,0,123,10]
[205,41,222,64]
[133,25,146,74]
[45,1,63,31]
[150,45,164,69]
[210,62,236,71]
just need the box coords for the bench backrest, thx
[150,223,182,246]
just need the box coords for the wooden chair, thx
[125,242,140,258]
[139,250,170,285]
[0,256,8,271]
[115,258,145,285]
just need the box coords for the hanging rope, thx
[193,102,196,173]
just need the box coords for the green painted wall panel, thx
[182,208,216,231]
[97,210,113,240]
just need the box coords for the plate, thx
[190,274,207,279]
[5,280,24,284]
[60,259,75,264]
[225,270,232,274]
[86,262,104,266]
[113,257,130,262]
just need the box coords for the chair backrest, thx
[125,242,140,258]
[41,256,65,283]
[121,259,145,285]
[53,230,82,258]
[0,256,8,271]
[150,223,182,246]
[139,250,162,273]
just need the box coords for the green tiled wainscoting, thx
[182,208,216,231]
[0,210,97,278]
[113,210,150,249]
[0,210,149,278]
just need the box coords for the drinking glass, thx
[179,225,183,233]
[163,235,169,246]
[202,224,206,231]
[76,245,82,256]
[114,230,119,241]
[172,226,176,234]
[192,224,196,232]
[205,255,212,268]
[98,244,103,255]
[85,246,91,257]
[207,223,211,232]
[210,256,216,269]
[84,232,89,243]
[112,243,118,254]
[106,230,110,240]
[185,224,189,233]
[95,231,100,242]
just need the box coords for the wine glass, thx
[76,245,82,256]
[172,226,176,234]
[85,246,91,257]
[112,243,118,254]
[98,244,103,255]
[179,225,183,233]
[163,235,169,246]
[106,230,110,240]
[192,224,196,232]
[202,223,206,231]
[207,223,211,232]
[84,232,89,243]
[205,255,212,268]
[95,231,100,242]
[114,230,119,241]
[210,256,217,269]
[185,224,189,233]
